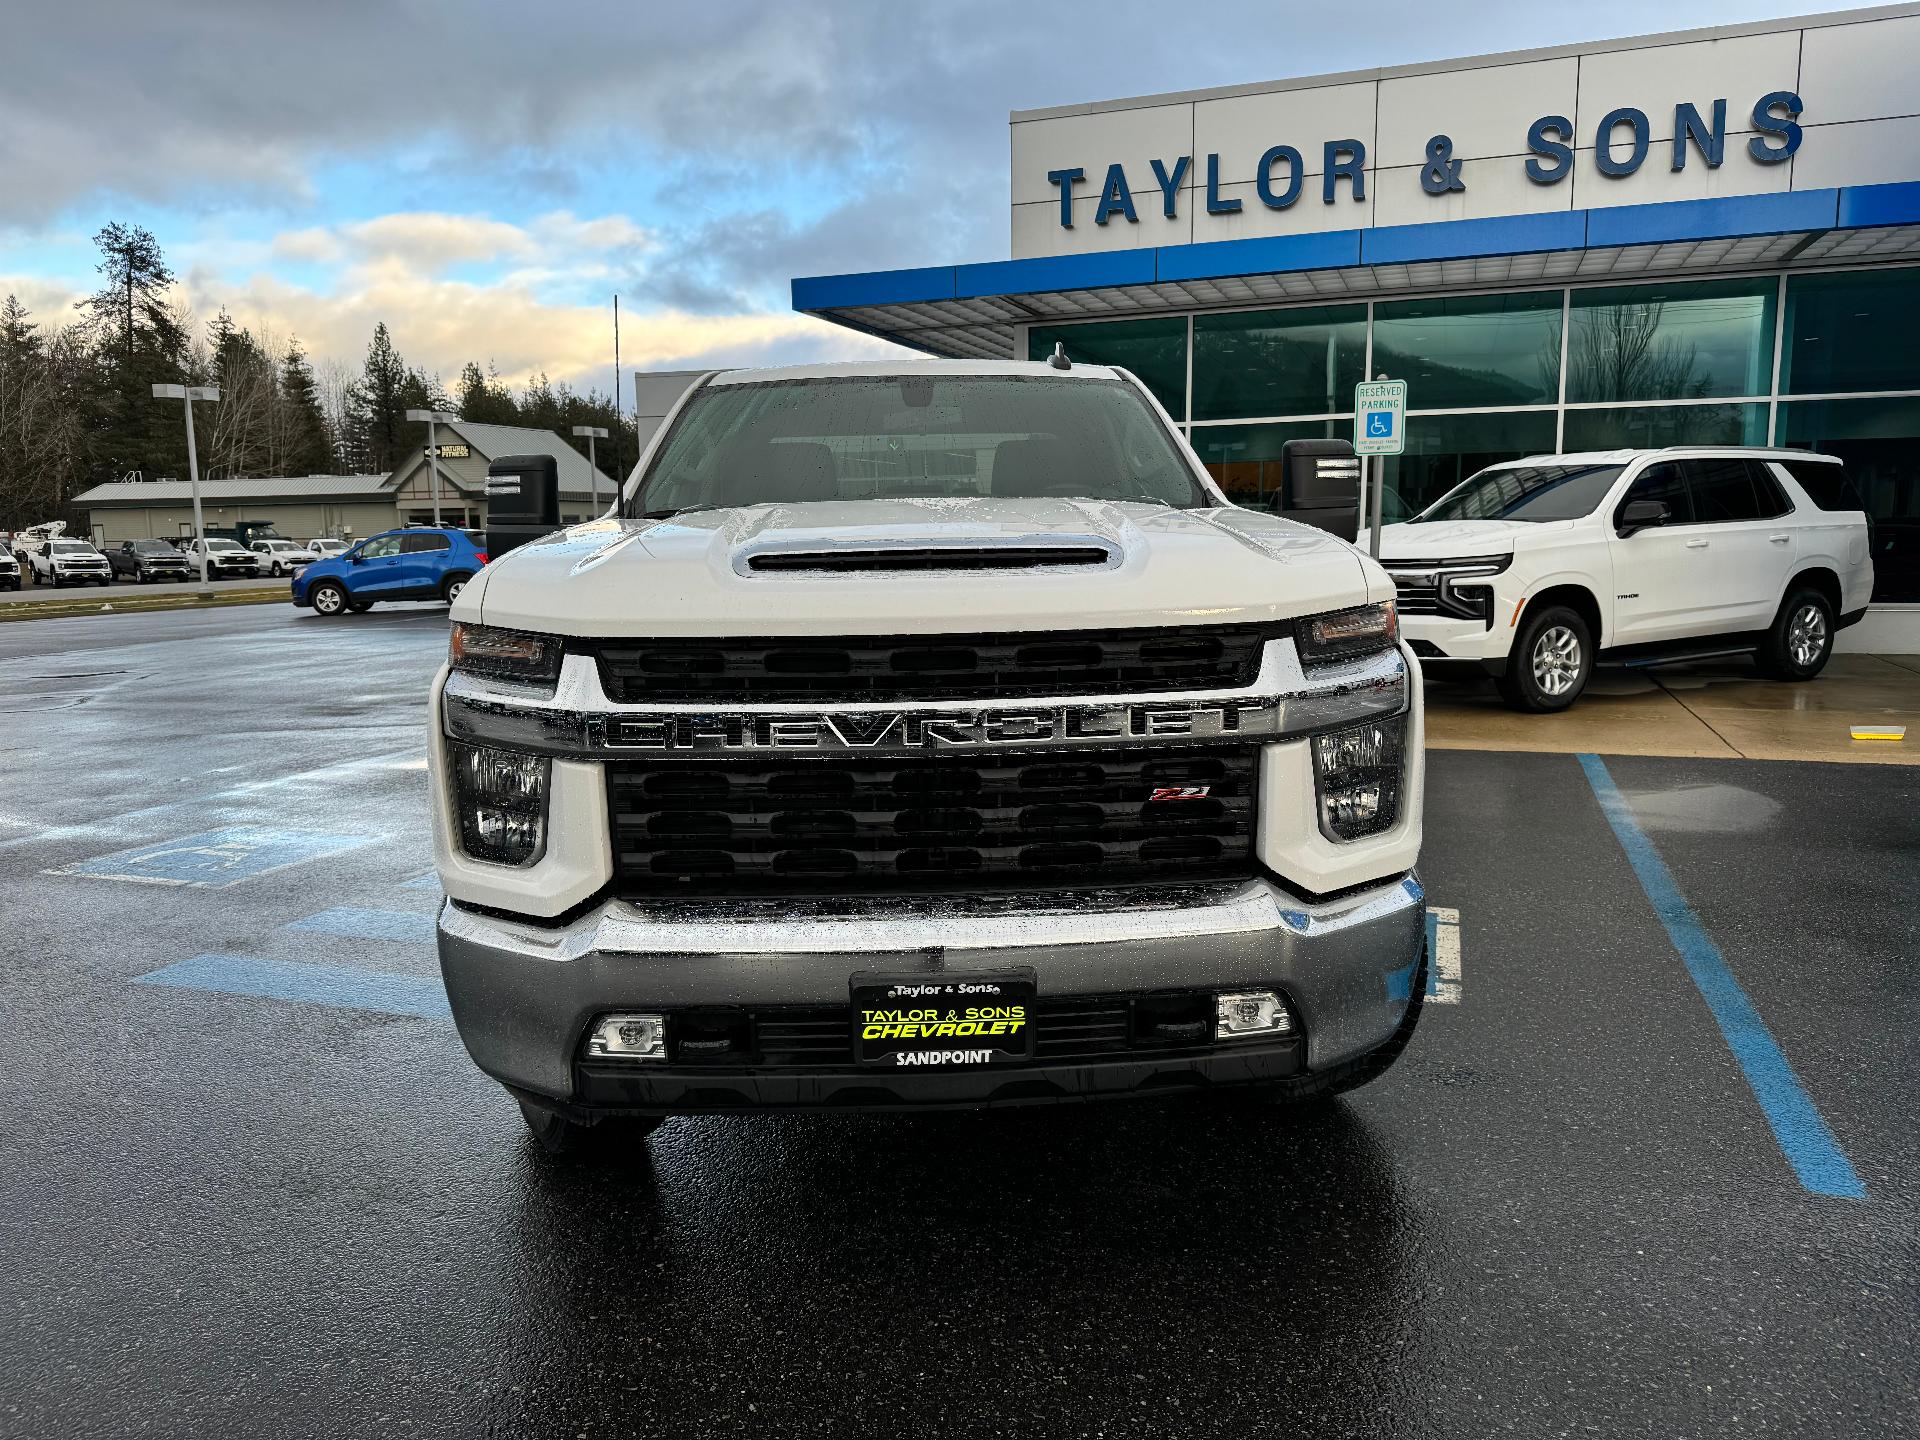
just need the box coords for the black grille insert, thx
[586,625,1267,702]
[746,546,1114,573]
[607,746,1258,896]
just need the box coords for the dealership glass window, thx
[1780,268,1920,396]
[1372,292,1562,409]
[1379,410,1558,522]
[1567,278,1776,402]
[1191,306,1367,422]
[1774,396,1920,603]
[1028,317,1187,419]
[1190,419,1354,505]
[1562,403,1769,450]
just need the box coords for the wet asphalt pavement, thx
[1,605,1915,1438]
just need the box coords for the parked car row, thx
[4,533,354,587]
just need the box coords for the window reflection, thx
[1029,318,1188,420]
[1372,292,1561,409]
[1191,306,1366,422]
[1568,279,1776,402]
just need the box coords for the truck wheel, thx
[1498,605,1592,713]
[1758,588,1834,681]
[517,1097,663,1157]
[1234,932,1429,1107]
[441,572,472,604]
[309,581,349,616]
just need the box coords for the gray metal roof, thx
[438,421,615,501]
[72,475,389,507]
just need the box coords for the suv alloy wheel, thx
[1759,588,1835,681]
[310,581,348,616]
[1499,604,1593,712]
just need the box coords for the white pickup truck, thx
[428,360,1428,1154]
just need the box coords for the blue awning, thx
[793,182,1920,359]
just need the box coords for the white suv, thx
[249,538,317,575]
[1374,448,1874,711]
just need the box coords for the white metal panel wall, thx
[1009,6,1920,258]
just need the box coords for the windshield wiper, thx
[639,503,726,520]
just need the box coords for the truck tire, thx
[309,581,349,616]
[517,1097,663,1157]
[1757,587,1835,681]
[1498,604,1592,712]
[1234,932,1429,1107]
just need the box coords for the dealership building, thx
[72,420,615,547]
[793,4,1920,645]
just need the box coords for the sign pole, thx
[1369,453,1385,559]
[1352,376,1407,559]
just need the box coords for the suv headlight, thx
[1296,602,1398,664]
[448,741,550,866]
[449,622,563,685]
[1311,716,1405,841]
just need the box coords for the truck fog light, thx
[1311,716,1405,842]
[449,741,550,866]
[586,1013,668,1062]
[1215,990,1293,1040]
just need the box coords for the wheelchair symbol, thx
[1366,412,1395,438]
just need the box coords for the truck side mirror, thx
[485,454,562,560]
[1272,439,1361,542]
[1617,498,1670,538]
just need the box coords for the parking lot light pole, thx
[406,409,461,528]
[572,426,609,514]
[152,383,220,585]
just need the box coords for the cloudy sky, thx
[0,0,1851,397]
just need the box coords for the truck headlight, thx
[1296,602,1398,664]
[449,741,550,866]
[1311,716,1405,841]
[449,622,563,685]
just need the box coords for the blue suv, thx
[291,527,487,616]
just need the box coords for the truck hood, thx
[468,498,1381,637]
[1366,518,1574,561]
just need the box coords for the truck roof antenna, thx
[1048,341,1071,371]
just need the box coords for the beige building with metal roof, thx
[72,420,616,546]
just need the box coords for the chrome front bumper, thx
[436,871,1427,1109]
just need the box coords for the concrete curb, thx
[0,585,287,623]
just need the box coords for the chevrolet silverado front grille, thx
[585,625,1267,702]
[605,746,1258,895]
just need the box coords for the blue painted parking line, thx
[135,954,452,1021]
[286,907,438,944]
[1578,754,1865,1200]
[400,871,443,891]
[55,827,375,888]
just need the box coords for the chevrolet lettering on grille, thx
[595,701,1264,751]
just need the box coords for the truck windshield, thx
[1410,464,1625,524]
[632,374,1208,515]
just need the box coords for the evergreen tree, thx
[348,322,410,472]
[78,223,192,482]
[279,338,334,475]
[455,360,519,425]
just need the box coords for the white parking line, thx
[1429,906,1462,1004]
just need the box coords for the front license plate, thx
[851,970,1036,1069]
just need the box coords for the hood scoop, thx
[742,540,1120,575]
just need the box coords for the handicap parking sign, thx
[1354,380,1408,456]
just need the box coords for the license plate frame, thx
[850,969,1037,1069]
